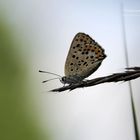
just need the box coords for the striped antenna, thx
[42,77,60,83]
[39,70,62,77]
[39,70,62,83]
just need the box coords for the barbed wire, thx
[50,67,140,92]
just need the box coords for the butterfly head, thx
[60,75,84,85]
[60,76,67,84]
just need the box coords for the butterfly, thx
[39,32,106,85]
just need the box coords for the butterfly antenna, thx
[39,70,62,77]
[42,77,60,83]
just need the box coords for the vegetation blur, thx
[0,17,50,140]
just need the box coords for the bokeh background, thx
[0,0,140,140]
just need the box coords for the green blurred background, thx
[0,18,50,140]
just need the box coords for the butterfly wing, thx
[65,32,106,79]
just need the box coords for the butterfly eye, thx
[60,77,66,84]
